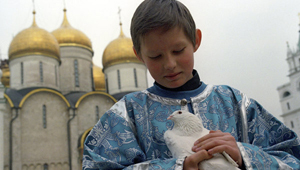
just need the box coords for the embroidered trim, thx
[110,99,137,136]
[192,84,213,117]
[191,84,214,104]
[143,89,183,105]
[240,93,250,143]
[237,142,253,170]
[175,157,185,170]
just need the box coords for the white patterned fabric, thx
[83,83,300,170]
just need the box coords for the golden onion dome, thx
[102,23,142,69]
[0,61,10,87]
[8,11,60,61]
[93,65,106,91]
[52,9,93,53]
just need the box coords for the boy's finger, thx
[194,131,224,145]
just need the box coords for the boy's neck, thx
[155,70,201,91]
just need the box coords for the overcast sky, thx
[1,0,300,121]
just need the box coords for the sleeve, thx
[238,98,300,170]
[82,99,183,170]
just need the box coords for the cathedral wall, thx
[9,55,60,90]
[76,94,115,134]
[72,94,115,169]
[3,102,12,170]
[104,63,148,95]
[19,91,69,168]
[59,47,93,94]
[21,162,69,170]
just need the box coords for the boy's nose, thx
[164,55,176,70]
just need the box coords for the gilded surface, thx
[8,13,60,61]
[1,66,10,87]
[52,9,93,53]
[93,65,106,91]
[102,26,142,69]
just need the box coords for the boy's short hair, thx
[130,0,196,55]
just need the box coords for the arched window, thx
[55,65,58,86]
[95,106,99,123]
[74,60,79,87]
[91,64,95,91]
[287,102,291,110]
[40,61,43,82]
[283,91,291,98]
[43,163,48,170]
[105,74,109,94]
[134,68,138,87]
[21,62,24,84]
[43,105,47,129]
[117,70,121,89]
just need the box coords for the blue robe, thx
[83,83,300,170]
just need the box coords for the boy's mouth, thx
[164,72,181,80]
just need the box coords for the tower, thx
[8,11,60,90]
[277,13,300,136]
[102,20,148,100]
[52,8,94,94]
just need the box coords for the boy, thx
[83,0,300,169]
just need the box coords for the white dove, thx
[164,110,240,170]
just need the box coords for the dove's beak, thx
[167,115,173,120]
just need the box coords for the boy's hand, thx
[183,149,212,170]
[192,130,243,167]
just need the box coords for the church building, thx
[277,14,300,137]
[0,8,147,170]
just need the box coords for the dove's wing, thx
[164,130,197,158]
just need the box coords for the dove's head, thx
[168,110,187,120]
[167,110,204,133]
[167,110,198,123]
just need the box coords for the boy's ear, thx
[133,46,144,63]
[194,29,202,52]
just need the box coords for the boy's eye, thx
[149,54,161,59]
[173,47,185,54]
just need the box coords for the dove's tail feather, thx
[221,151,239,167]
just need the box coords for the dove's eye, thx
[178,111,182,114]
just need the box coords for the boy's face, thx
[134,27,201,89]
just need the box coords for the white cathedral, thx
[277,15,300,137]
[0,8,147,170]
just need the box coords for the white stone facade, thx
[59,47,94,94]
[9,55,60,90]
[277,24,300,137]
[104,62,148,98]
